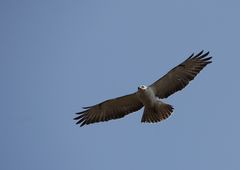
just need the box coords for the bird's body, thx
[137,85,155,107]
[137,85,174,123]
[74,51,212,127]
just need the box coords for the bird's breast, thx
[137,88,156,107]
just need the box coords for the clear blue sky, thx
[1,0,239,170]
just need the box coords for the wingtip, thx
[188,50,211,59]
[82,106,90,109]
[82,104,96,109]
[188,52,195,59]
[194,50,204,58]
[75,121,85,127]
[75,110,85,115]
[74,114,83,120]
[203,51,210,57]
[203,56,212,63]
[80,121,86,127]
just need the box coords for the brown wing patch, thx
[74,93,143,127]
[150,50,212,99]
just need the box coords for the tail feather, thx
[141,102,174,123]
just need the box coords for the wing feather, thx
[74,93,143,126]
[150,50,212,98]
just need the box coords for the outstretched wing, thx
[74,93,143,127]
[150,50,212,99]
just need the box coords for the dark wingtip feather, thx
[74,114,85,120]
[202,56,212,65]
[75,110,86,115]
[82,106,91,109]
[202,56,212,61]
[197,50,204,55]
[197,51,209,59]
[193,50,204,58]
[188,52,195,59]
[80,121,86,127]
[204,51,210,56]
[73,116,79,120]
[74,110,87,126]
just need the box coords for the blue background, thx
[1,0,239,169]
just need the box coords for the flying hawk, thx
[74,50,212,127]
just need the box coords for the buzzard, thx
[74,50,212,127]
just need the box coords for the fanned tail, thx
[141,102,174,123]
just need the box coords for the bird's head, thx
[138,85,147,92]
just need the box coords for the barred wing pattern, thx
[74,93,143,126]
[150,51,212,99]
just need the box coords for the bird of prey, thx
[74,50,212,127]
